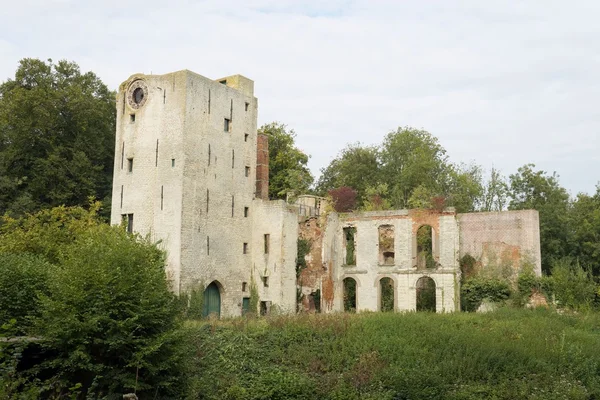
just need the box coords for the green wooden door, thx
[242,297,250,315]
[203,282,221,318]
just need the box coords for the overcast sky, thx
[1,0,599,195]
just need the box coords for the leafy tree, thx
[316,143,380,205]
[509,164,571,273]
[569,186,600,275]
[328,186,357,212]
[0,58,115,219]
[480,166,509,211]
[0,205,189,398]
[258,122,313,200]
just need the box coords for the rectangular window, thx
[127,158,133,173]
[120,185,123,208]
[260,301,271,316]
[378,225,395,265]
[244,133,249,142]
[121,142,124,169]
[232,149,235,168]
[206,189,209,213]
[242,282,248,292]
[224,118,231,132]
[243,242,248,254]
[245,102,249,111]
[155,139,159,167]
[171,158,175,167]
[122,213,133,234]
[208,144,211,166]
[343,227,356,266]
[245,166,250,177]
[244,207,249,217]
[262,276,269,288]
[207,236,210,255]
[231,195,235,217]
[264,234,270,254]
[130,114,135,123]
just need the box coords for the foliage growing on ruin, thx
[296,238,311,277]
[0,59,116,220]
[258,122,314,200]
[461,278,512,312]
[249,275,259,316]
[459,253,478,279]
[186,282,206,319]
[380,278,394,312]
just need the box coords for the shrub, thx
[550,258,597,311]
[461,277,511,312]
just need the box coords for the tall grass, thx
[185,309,600,399]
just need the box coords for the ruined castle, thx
[111,70,541,317]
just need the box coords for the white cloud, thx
[1,0,599,194]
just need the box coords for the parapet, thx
[214,74,254,97]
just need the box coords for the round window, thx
[133,87,144,104]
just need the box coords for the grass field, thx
[184,309,600,400]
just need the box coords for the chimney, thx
[255,134,269,199]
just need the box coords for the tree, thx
[509,164,571,273]
[0,58,115,219]
[316,143,381,205]
[258,122,313,200]
[569,186,600,275]
[328,186,357,212]
[0,204,189,398]
[480,167,509,212]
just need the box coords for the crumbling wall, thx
[457,210,541,276]
[297,217,326,312]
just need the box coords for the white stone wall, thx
[322,210,459,313]
[251,200,298,314]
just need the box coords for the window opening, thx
[155,139,159,167]
[380,277,394,312]
[378,225,395,265]
[171,158,175,167]
[127,158,133,173]
[224,118,231,132]
[207,236,210,255]
[416,225,435,270]
[343,227,356,265]
[245,102,249,111]
[262,276,269,287]
[244,133,249,142]
[121,142,124,169]
[245,166,250,177]
[244,207,249,217]
[243,242,248,254]
[343,277,357,312]
[219,79,227,85]
[130,114,135,123]
[231,195,235,217]
[264,234,270,254]
[206,189,209,213]
[416,276,436,312]
[242,282,248,292]
[260,301,271,316]
[232,149,235,168]
[161,186,164,210]
[122,213,133,234]
[120,185,123,208]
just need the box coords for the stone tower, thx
[111,70,297,317]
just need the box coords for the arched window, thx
[380,277,394,312]
[343,277,357,312]
[416,276,436,312]
[416,225,435,270]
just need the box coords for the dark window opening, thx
[243,242,248,254]
[380,277,394,312]
[378,225,395,265]
[343,277,357,312]
[245,166,250,177]
[130,114,135,123]
[244,133,249,142]
[232,149,235,168]
[416,276,436,312]
[417,225,435,270]
[207,236,210,255]
[206,189,209,213]
[121,142,124,169]
[231,195,235,217]
[127,158,133,173]
[155,139,159,167]
[245,102,249,111]
[262,276,269,287]
[260,301,270,316]
[224,118,231,132]
[244,207,249,217]
[343,227,356,265]
[219,79,227,85]
[242,282,248,292]
[208,144,211,166]
[264,234,270,254]
[122,213,133,234]
[171,158,175,167]
[120,185,123,208]
[132,87,144,104]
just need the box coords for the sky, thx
[1,0,599,196]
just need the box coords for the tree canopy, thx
[258,122,313,199]
[0,58,115,219]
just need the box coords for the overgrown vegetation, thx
[186,310,600,399]
[0,205,190,399]
[296,238,311,277]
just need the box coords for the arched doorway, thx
[380,277,394,312]
[416,276,436,312]
[203,281,221,318]
[343,277,357,312]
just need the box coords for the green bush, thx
[0,253,50,335]
[550,258,597,311]
[461,277,511,312]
